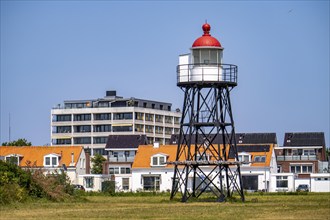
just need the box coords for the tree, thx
[91,154,106,174]
[2,138,32,146]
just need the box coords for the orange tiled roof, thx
[0,146,83,167]
[132,144,274,169]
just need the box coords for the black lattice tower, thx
[170,23,245,202]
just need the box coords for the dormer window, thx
[151,154,167,166]
[254,156,266,162]
[5,154,22,166]
[197,153,210,161]
[44,153,60,167]
[238,152,251,166]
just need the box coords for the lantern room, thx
[177,23,237,87]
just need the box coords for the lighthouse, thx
[170,23,244,202]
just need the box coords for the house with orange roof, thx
[131,133,278,192]
[0,146,86,183]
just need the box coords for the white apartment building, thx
[51,91,181,155]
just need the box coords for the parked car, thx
[296,184,309,192]
[73,184,85,191]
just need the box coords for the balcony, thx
[276,155,318,161]
[109,156,135,163]
[177,63,237,87]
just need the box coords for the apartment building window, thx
[276,176,288,188]
[98,102,109,107]
[135,112,144,120]
[290,165,313,173]
[94,125,111,132]
[74,125,91,133]
[94,113,111,120]
[93,148,107,156]
[142,175,160,191]
[145,114,154,122]
[74,114,91,121]
[135,124,144,132]
[122,178,129,190]
[65,102,91,109]
[174,117,180,124]
[93,137,108,144]
[52,139,71,145]
[112,126,132,132]
[53,114,71,122]
[155,115,163,123]
[165,138,171,145]
[155,126,163,134]
[113,113,133,120]
[165,127,173,135]
[53,126,71,133]
[145,125,153,133]
[165,116,173,124]
[74,137,91,144]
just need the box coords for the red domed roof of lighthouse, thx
[192,23,222,48]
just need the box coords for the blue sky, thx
[1,1,329,146]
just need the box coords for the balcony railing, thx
[109,156,135,163]
[276,155,318,161]
[177,63,237,86]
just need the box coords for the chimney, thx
[153,142,160,148]
[102,161,109,175]
[84,147,91,174]
[71,152,74,165]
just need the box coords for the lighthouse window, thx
[201,50,209,64]
[193,49,201,64]
[210,50,218,64]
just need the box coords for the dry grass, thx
[0,193,329,219]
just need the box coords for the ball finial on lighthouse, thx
[202,23,211,36]
[192,23,222,48]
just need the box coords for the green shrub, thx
[0,160,78,204]
[0,183,28,204]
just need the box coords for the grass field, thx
[1,193,329,219]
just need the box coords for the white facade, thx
[310,173,330,192]
[131,168,176,192]
[269,173,330,192]
[269,173,296,192]
[77,174,112,192]
[51,94,181,154]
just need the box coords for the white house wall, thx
[310,173,330,192]
[269,173,295,192]
[113,174,132,192]
[132,169,174,192]
[78,174,112,191]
